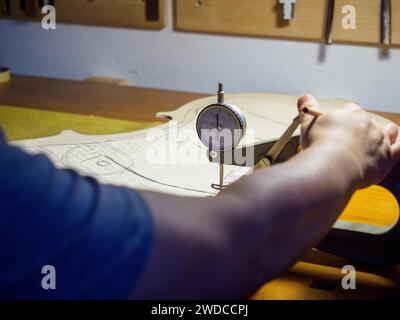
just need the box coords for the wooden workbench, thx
[1,74,400,299]
[0,75,206,122]
[1,75,399,125]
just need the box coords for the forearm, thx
[215,143,361,292]
[134,143,360,299]
[134,96,400,299]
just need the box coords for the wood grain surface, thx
[176,0,400,46]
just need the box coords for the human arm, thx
[0,130,153,299]
[133,95,400,299]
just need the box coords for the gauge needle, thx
[217,113,220,131]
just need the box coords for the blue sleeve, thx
[0,130,154,299]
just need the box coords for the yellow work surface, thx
[0,105,160,141]
[340,185,399,227]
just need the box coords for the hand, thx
[297,95,400,189]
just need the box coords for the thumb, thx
[297,94,320,128]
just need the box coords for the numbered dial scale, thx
[196,84,246,152]
[196,83,247,190]
[195,83,299,191]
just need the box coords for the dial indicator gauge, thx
[196,103,247,152]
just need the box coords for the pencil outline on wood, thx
[57,141,219,196]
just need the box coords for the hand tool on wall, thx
[19,0,27,11]
[146,0,159,21]
[1,0,10,15]
[381,0,391,45]
[279,0,296,21]
[325,0,335,45]
[39,0,55,6]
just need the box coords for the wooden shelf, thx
[0,0,166,30]
[176,0,327,41]
[332,0,400,46]
[175,0,400,47]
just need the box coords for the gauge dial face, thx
[196,103,246,152]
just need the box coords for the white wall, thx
[0,0,399,112]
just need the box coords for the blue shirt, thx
[0,130,153,299]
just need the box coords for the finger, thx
[391,142,400,165]
[384,123,399,145]
[297,94,320,111]
[297,94,320,128]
